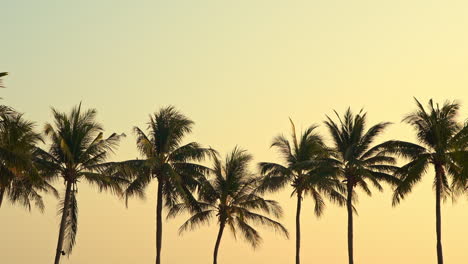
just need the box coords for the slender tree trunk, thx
[213,220,226,264]
[54,181,72,264]
[0,187,5,207]
[435,166,444,264]
[346,181,354,264]
[296,191,302,264]
[156,180,163,264]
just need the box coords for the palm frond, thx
[178,210,214,234]
[235,218,262,248]
[392,156,430,205]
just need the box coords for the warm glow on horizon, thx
[2,1,468,263]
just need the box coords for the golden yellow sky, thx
[1,1,468,263]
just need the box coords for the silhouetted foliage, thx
[258,119,345,264]
[373,98,468,264]
[324,108,399,264]
[0,112,56,210]
[170,147,288,264]
[104,106,214,264]
[35,104,125,264]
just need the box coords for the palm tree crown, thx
[381,99,468,203]
[0,112,55,210]
[324,109,400,195]
[170,147,288,264]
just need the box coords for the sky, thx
[1,1,468,263]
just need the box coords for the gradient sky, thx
[1,1,468,263]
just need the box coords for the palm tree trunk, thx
[435,166,444,264]
[54,180,72,264]
[213,220,226,264]
[0,187,5,207]
[296,191,302,264]
[346,181,354,264]
[156,180,163,264]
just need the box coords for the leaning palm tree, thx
[374,98,468,264]
[324,109,400,264]
[108,106,214,264]
[169,147,288,264]
[34,104,125,264]
[0,112,55,210]
[258,119,346,264]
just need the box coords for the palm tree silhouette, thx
[34,104,125,264]
[108,106,214,264]
[374,98,468,264]
[258,119,346,264]
[0,112,56,210]
[324,108,399,264]
[170,147,288,264]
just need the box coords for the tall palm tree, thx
[258,119,346,264]
[0,112,55,210]
[324,109,399,264]
[34,104,125,264]
[374,98,468,264]
[169,147,288,264]
[108,106,214,264]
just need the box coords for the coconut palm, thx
[169,147,288,264]
[373,98,468,264]
[0,112,55,210]
[258,119,346,264]
[107,106,214,264]
[324,108,400,264]
[34,104,125,264]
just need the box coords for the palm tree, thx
[324,109,400,264]
[169,147,288,264]
[374,98,468,264]
[258,119,346,264]
[108,106,214,264]
[0,112,55,210]
[34,104,125,264]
